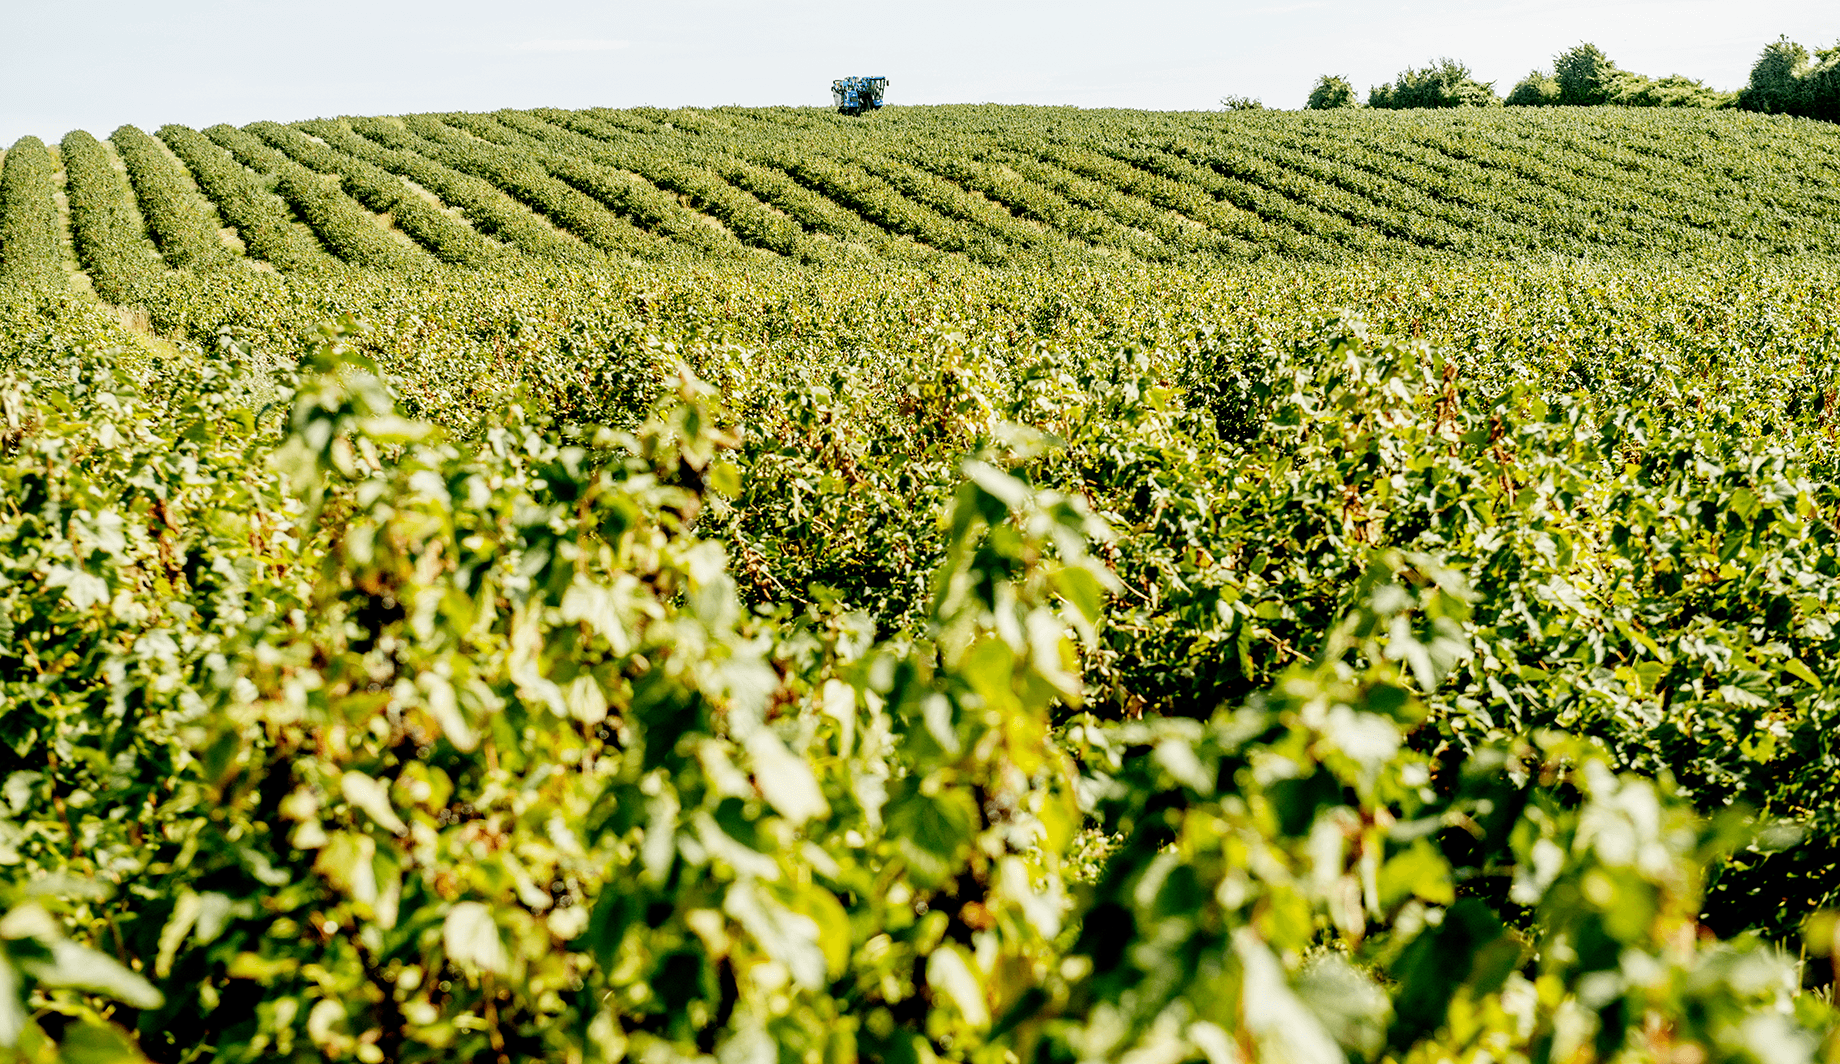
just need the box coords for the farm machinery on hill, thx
[831,77,888,115]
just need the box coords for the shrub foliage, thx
[2,99,1840,1064]
[1368,60,1499,109]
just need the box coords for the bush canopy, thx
[1368,59,1499,109]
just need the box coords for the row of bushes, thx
[305,117,592,265]
[203,123,426,271]
[1302,38,1833,115]
[249,121,505,268]
[438,111,744,258]
[395,114,673,260]
[58,130,163,302]
[109,125,231,269]
[510,109,842,263]
[157,123,333,271]
[0,137,66,288]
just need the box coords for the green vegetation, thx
[1742,37,1840,121]
[3,103,1840,1064]
[1305,75,1360,110]
[1508,44,1738,110]
[0,138,67,289]
[1324,38,1834,114]
[1367,59,1500,109]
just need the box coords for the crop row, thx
[157,124,335,272]
[687,109,1351,255]
[612,108,1281,261]
[501,109,843,264]
[300,118,591,265]
[511,107,927,257]
[108,125,231,270]
[566,108,914,253]
[979,147,1250,257]
[894,143,1175,259]
[1253,117,1656,251]
[1409,122,1752,247]
[1184,124,1545,252]
[58,130,164,302]
[433,111,746,259]
[1084,111,1582,252]
[247,122,504,268]
[1502,108,1840,211]
[692,104,1840,260]
[203,123,427,271]
[18,105,1840,284]
[1454,118,1840,249]
[390,114,672,260]
[853,147,1077,258]
[560,105,1383,261]
[1036,138,1363,255]
[0,137,68,289]
[740,144,1008,262]
[1155,108,1840,253]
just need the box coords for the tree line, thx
[1291,38,1840,118]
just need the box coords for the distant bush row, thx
[1295,38,1837,117]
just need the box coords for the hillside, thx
[8,104,1840,1064]
[2,105,1840,292]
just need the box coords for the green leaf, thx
[884,780,977,888]
[45,566,108,610]
[724,881,826,991]
[54,1021,147,1064]
[0,956,25,1048]
[926,945,989,1029]
[1379,840,1454,910]
[226,953,299,982]
[341,771,408,835]
[28,940,163,1010]
[443,902,507,976]
[1053,565,1105,627]
[745,730,828,825]
[1233,930,1343,1064]
[155,891,202,979]
[1296,953,1392,1058]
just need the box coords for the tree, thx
[1368,59,1499,109]
[1506,70,1560,106]
[1514,45,1733,110]
[1740,36,1810,113]
[1305,74,1359,109]
[1553,43,1624,105]
[1801,46,1840,121]
[1219,94,1265,111]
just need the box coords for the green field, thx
[5,105,1840,1063]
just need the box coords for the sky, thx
[0,0,1833,144]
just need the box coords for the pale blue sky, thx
[1,1,1833,143]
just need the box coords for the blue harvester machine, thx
[831,77,889,115]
